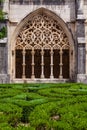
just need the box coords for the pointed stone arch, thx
[11,8,75,82]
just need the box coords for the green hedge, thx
[0,83,87,129]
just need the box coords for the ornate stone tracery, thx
[16,14,70,50]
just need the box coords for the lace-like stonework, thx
[16,14,69,50]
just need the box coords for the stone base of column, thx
[31,75,35,79]
[77,74,87,83]
[41,75,44,79]
[50,75,54,79]
[22,75,26,79]
[59,75,63,79]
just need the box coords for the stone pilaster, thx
[76,0,86,83]
[77,43,85,74]
[0,38,10,83]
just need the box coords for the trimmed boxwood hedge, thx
[0,83,87,129]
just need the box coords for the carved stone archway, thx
[11,8,75,83]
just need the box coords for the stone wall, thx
[0,74,10,83]
[8,0,75,23]
[3,0,76,45]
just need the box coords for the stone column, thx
[76,0,86,83]
[78,43,85,74]
[77,19,85,75]
[41,49,44,78]
[22,49,26,79]
[59,49,63,79]
[50,49,54,79]
[31,49,35,79]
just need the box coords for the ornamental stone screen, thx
[13,9,74,82]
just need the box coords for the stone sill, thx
[12,78,70,83]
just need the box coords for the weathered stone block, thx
[0,74,10,83]
[77,74,87,84]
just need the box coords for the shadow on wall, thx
[10,0,65,5]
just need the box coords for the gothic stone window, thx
[15,13,70,79]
